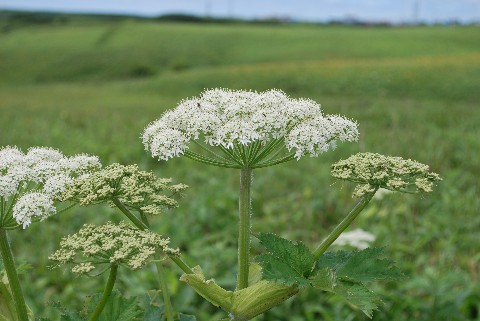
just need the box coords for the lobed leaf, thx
[255,233,315,287]
[316,247,403,282]
[313,248,403,317]
[85,290,143,321]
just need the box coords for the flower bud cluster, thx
[142,88,358,162]
[49,221,178,274]
[63,163,187,216]
[331,152,441,198]
[0,146,101,228]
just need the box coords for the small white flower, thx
[13,192,56,228]
[333,229,376,249]
[43,174,74,200]
[0,175,20,199]
[0,146,24,172]
[24,147,64,165]
[59,154,101,176]
[142,89,358,167]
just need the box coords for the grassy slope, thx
[0,21,479,320]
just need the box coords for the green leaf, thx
[255,233,315,287]
[178,313,196,321]
[142,304,163,321]
[60,313,85,321]
[46,301,85,321]
[313,248,403,318]
[334,280,379,318]
[138,291,165,321]
[86,290,143,321]
[316,248,403,282]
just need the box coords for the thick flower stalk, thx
[142,88,358,168]
[142,88,359,294]
[331,152,442,198]
[49,221,179,273]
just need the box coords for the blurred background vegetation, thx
[0,11,479,321]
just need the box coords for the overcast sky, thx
[1,0,480,23]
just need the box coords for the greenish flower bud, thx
[50,221,178,275]
[331,152,441,198]
[63,163,187,215]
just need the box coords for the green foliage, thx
[316,248,404,283]
[256,233,403,318]
[177,313,196,321]
[313,248,403,317]
[255,233,314,287]
[85,290,143,321]
[45,291,197,321]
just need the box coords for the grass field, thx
[0,19,479,320]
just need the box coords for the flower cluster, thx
[142,89,358,166]
[63,163,187,216]
[331,152,442,198]
[332,228,376,249]
[49,221,178,274]
[0,146,101,228]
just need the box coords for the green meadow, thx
[0,18,479,320]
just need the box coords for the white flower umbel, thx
[332,228,376,249]
[0,146,101,229]
[13,192,55,229]
[142,89,358,168]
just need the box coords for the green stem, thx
[237,168,252,290]
[88,264,118,321]
[111,198,148,230]
[0,229,29,321]
[313,190,377,260]
[0,279,16,320]
[155,260,174,321]
[139,213,175,321]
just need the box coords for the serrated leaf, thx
[316,248,403,283]
[256,255,311,287]
[310,268,337,290]
[138,291,165,321]
[46,301,85,321]
[178,313,196,321]
[334,280,379,318]
[86,290,143,321]
[316,250,352,271]
[258,233,315,277]
[255,233,315,287]
[313,248,403,318]
[142,304,163,321]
